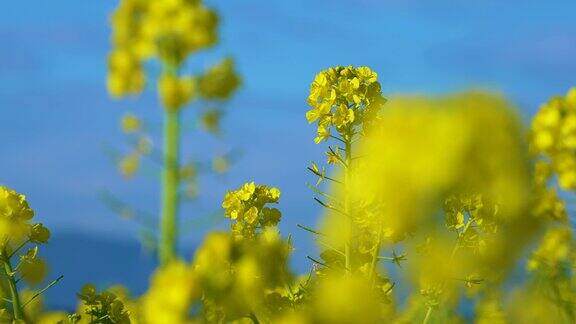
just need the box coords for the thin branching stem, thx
[343,128,354,275]
[313,198,348,217]
[297,224,325,236]
[23,275,64,307]
[305,183,338,202]
[8,239,30,259]
[330,135,346,144]
[306,167,343,185]
[307,255,330,268]
[328,146,347,167]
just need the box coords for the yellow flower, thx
[30,223,50,244]
[306,66,385,144]
[107,49,146,98]
[531,87,576,191]
[142,260,199,324]
[200,109,223,134]
[20,258,47,285]
[0,186,35,244]
[198,58,241,99]
[212,156,229,174]
[158,73,196,112]
[110,0,219,67]
[221,182,282,239]
[527,227,574,275]
[244,206,259,225]
[120,113,141,134]
[119,153,140,178]
[314,122,331,144]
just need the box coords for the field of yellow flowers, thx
[1,0,575,323]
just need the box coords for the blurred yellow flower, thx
[198,58,241,100]
[120,113,141,134]
[142,260,199,324]
[158,73,196,112]
[119,153,140,178]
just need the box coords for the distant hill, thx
[41,232,160,310]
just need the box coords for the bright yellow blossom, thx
[221,182,282,239]
[141,260,199,324]
[306,66,386,143]
[530,87,576,190]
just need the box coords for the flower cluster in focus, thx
[306,66,386,143]
[222,182,282,239]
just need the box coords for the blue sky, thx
[1,0,575,306]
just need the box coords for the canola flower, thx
[0,186,63,323]
[305,66,388,282]
[120,113,141,134]
[306,65,385,144]
[107,0,241,266]
[6,63,576,323]
[303,77,567,323]
[531,87,576,190]
[222,182,281,240]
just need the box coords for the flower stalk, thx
[2,248,24,320]
[159,66,182,265]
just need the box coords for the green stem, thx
[249,312,260,324]
[422,306,433,324]
[159,109,181,266]
[425,216,474,323]
[2,249,23,320]
[343,132,353,275]
[368,223,383,284]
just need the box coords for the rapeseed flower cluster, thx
[8,62,576,323]
[222,182,282,240]
[526,87,576,322]
[0,186,64,323]
[198,58,242,100]
[74,186,291,323]
[107,0,217,97]
[76,284,131,324]
[306,66,386,144]
[531,87,576,189]
[0,186,36,244]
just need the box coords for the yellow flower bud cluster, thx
[306,66,386,144]
[444,193,499,235]
[527,227,575,277]
[530,87,576,190]
[117,227,293,323]
[532,160,568,222]
[141,260,199,323]
[117,113,154,179]
[119,152,140,179]
[193,229,292,322]
[212,155,229,174]
[199,109,223,134]
[76,284,131,324]
[221,182,282,240]
[108,0,218,98]
[158,73,196,112]
[350,93,531,235]
[120,113,141,134]
[198,58,242,100]
[0,186,50,246]
[107,49,146,98]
